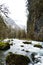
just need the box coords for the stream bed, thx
[0,39,43,65]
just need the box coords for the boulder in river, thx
[34,44,42,48]
[6,52,30,65]
[0,42,10,50]
[23,41,32,44]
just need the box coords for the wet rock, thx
[25,50,29,53]
[6,40,10,43]
[10,39,13,41]
[34,44,42,48]
[9,42,13,46]
[30,52,37,62]
[31,53,36,62]
[0,42,10,50]
[34,58,41,63]
[21,49,24,51]
[23,41,32,44]
[30,52,41,64]
[3,39,10,43]
[20,45,24,47]
[6,52,30,65]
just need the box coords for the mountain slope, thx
[5,17,26,30]
[0,16,8,38]
[5,17,20,30]
[27,0,43,41]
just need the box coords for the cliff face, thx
[27,0,43,41]
[0,16,8,38]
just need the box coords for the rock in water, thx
[6,52,30,65]
[0,42,10,50]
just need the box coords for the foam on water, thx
[0,39,43,65]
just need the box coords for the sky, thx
[0,0,27,26]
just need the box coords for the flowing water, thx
[0,39,43,65]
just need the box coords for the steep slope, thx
[0,16,8,38]
[5,17,21,30]
[5,17,26,30]
[27,0,43,41]
[0,16,26,39]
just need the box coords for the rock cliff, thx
[0,16,8,38]
[27,0,43,41]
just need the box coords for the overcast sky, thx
[0,0,27,26]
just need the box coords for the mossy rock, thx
[6,52,30,65]
[0,38,3,40]
[0,42,10,50]
[34,44,42,48]
[23,41,32,44]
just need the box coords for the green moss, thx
[0,38,4,41]
[0,42,10,50]
[6,52,30,65]
[34,44,42,48]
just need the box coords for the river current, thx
[0,39,43,65]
